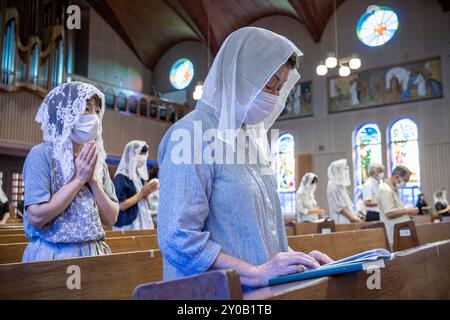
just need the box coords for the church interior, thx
[0,0,449,302]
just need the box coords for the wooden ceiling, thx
[88,0,449,71]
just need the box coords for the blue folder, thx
[268,261,367,286]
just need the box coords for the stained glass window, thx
[357,6,398,47]
[353,123,383,202]
[169,58,194,90]
[388,118,421,207]
[276,133,296,215]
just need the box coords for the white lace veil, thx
[115,140,149,191]
[433,189,448,207]
[200,27,303,161]
[35,81,107,189]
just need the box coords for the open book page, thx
[325,248,393,267]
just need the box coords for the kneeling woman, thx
[22,82,119,262]
[113,140,158,230]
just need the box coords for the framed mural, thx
[277,81,313,121]
[328,56,443,113]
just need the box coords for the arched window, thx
[276,133,296,215]
[353,123,383,202]
[388,118,421,206]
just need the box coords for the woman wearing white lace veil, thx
[158,27,332,290]
[22,81,119,262]
[296,172,325,222]
[113,140,158,230]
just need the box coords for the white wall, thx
[153,40,211,108]
[88,8,153,94]
[252,0,450,208]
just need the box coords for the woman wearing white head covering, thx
[296,172,325,222]
[158,27,332,289]
[434,188,449,216]
[21,82,119,262]
[113,140,158,230]
[0,175,10,224]
[327,159,360,224]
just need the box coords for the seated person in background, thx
[158,27,333,290]
[296,173,325,222]
[362,163,384,222]
[114,140,158,231]
[416,193,431,215]
[0,176,10,224]
[433,188,449,217]
[327,159,360,224]
[377,166,418,248]
[22,82,119,262]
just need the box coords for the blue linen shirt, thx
[157,101,289,280]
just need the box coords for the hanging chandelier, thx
[316,0,362,77]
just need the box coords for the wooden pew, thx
[416,221,450,244]
[133,240,450,300]
[393,220,450,251]
[287,227,390,260]
[0,235,159,264]
[0,250,163,299]
[413,215,432,224]
[133,269,243,300]
[0,229,157,244]
[294,220,336,235]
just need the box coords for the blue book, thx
[268,248,392,286]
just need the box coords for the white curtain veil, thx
[199,27,303,163]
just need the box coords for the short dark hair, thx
[89,94,102,108]
[392,165,411,178]
[285,53,298,70]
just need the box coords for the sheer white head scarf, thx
[0,176,7,204]
[35,81,107,190]
[115,140,149,191]
[200,27,303,161]
[328,159,354,213]
[434,189,448,207]
[296,172,318,210]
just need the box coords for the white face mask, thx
[395,178,407,189]
[244,90,278,125]
[377,172,385,180]
[335,165,351,187]
[136,154,147,168]
[70,114,99,144]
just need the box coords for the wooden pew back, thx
[0,250,163,299]
[416,221,450,244]
[0,235,159,264]
[246,240,450,300]
[133,269,243,300]
[288,228,390,260]
[133,241,450,300]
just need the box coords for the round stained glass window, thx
[169,58,194,90]
[357,5,399,47]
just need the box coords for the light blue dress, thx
[22,143,118,262]
[157,101,289,281]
